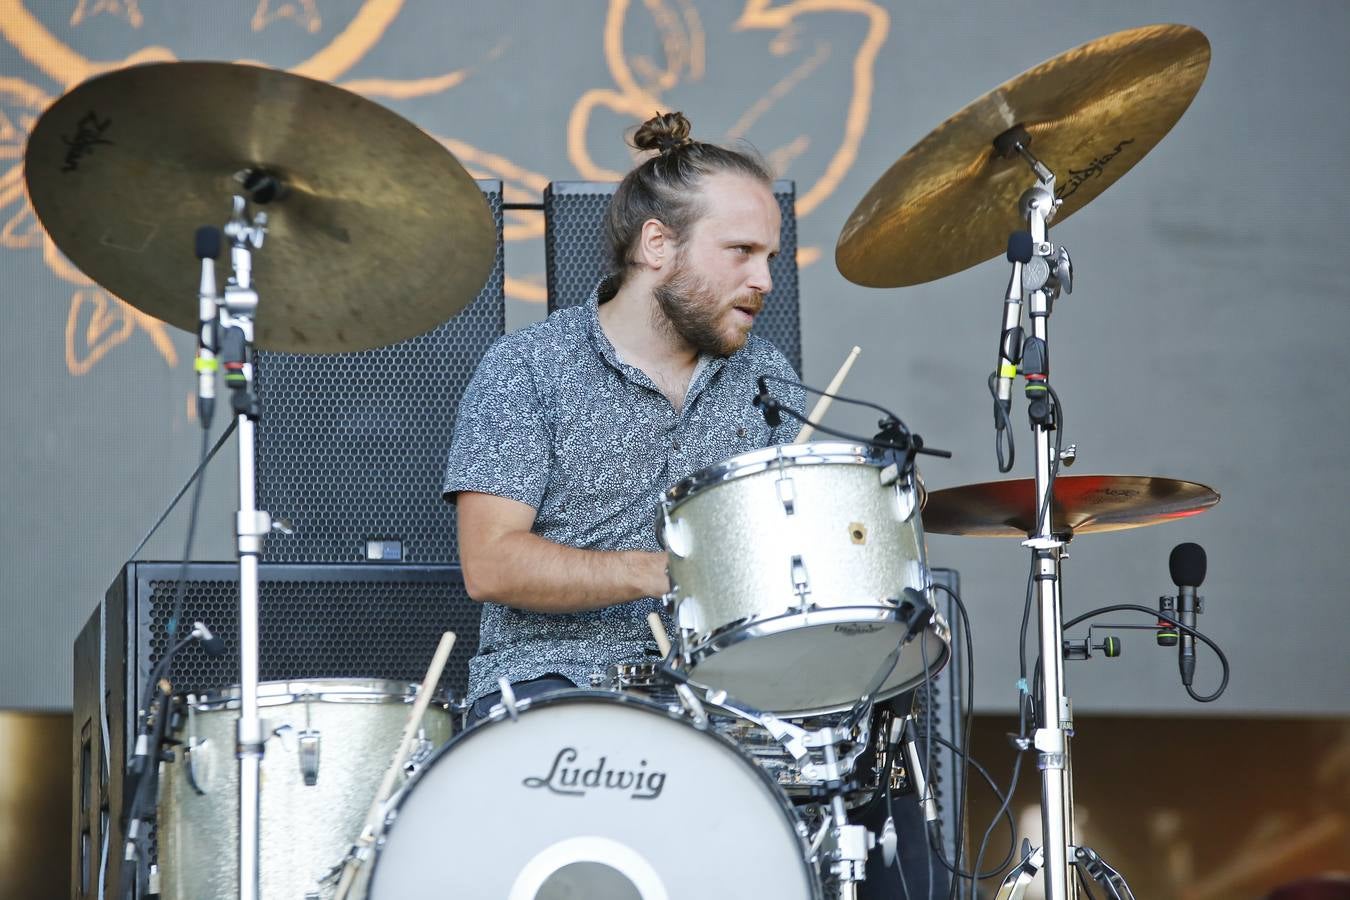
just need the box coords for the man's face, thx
[653,172,781,357]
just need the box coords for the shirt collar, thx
[585,279,736,406]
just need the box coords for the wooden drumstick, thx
[796,345,861,442]
[647,611,673,658]
[647,611,708,725]
[335,630,456,899]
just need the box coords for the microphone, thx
[1169,542,1207,686]
[195,226,221,427]
[994,231,1033,430]
[753,376,781,427]
[192,620,227,657]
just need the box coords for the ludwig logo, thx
[523,747,667,800]
[835,623,885,636]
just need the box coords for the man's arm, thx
[457,491,669,613]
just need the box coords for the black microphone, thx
[994,231,1033,429]
[1169,542,1207,686]
[192,620,227,657]
[753,376,781,427]
[195,226,221,427]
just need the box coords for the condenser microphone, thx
[195,226,222,427]
[1169,542,1207,686]
[994,231,1034,428]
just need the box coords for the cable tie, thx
[1016,677,1029,694]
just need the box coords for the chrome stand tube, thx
[220,195,269,900]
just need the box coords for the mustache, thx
[732,292,764,313]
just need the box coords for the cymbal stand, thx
[217,194,271,900]
[987,127,1133,900]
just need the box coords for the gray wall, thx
[2,1,1347,715]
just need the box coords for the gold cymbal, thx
[25,62,495,353]
[923,475,1220,538]
[836,24,1210,288]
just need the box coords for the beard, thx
[652,259,763,357]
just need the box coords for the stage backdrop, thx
[2,0,1348,716]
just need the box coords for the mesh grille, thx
[542,180,802,374]
[141,563,480,702]
[255,181,505,564]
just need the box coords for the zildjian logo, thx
[1056,138,1135,200]
[61,111,114,173]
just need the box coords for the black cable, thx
[125,419,236,563]
[921,583,1019,889]
[759,373,912,427]
[757,374,952,461]
[974,743,1027,885]
[930,734,1017,870]
[1060,604,1230,702]
[166,423,214,670]
[988,372,1016,473]
[884,774,913,900]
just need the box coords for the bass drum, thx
[367,690,821,899]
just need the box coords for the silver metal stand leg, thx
[236,416,267,900]
[219,195,269,900]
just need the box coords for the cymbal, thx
[25,62,495,353]
[923,475,1220,538]
[836,24,1210,287]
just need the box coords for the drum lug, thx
[660,506,691,558]
[497,677,520,722]
[775,473,797,515]
[790,555,811,607]
[298,729,322,786]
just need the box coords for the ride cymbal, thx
[836,24,1210,288]
[25,61,495,353]
[923,474,1220,538]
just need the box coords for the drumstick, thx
[796,345,861,442]
[647,611,673,658]
[334,630,456,899]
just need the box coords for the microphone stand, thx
[216,194,271,900]
[988,127,1132,900]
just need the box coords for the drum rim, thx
[663,441,879,507]
[366,688,824,899]
[684,608,953,717]
[183,677,437,710]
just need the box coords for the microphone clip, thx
[753,376,782,428]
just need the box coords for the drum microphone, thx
[753,376,782,427]
[192,620,227,657]
[195,225,222,427]
[1169,542,1207,687]
[994,230,1034,430]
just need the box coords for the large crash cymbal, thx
[923,475,1220,538]
[837,24,1210,288]
[25,62,495,353]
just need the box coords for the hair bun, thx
[633,111,694,155]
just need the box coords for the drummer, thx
[443,111,949,900]
[442,110,804,724]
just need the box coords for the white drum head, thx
[368,691,819,899]
[690,609,952,716]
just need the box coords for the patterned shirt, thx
[442,284,803,704]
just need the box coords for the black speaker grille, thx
[141,564,481,702]
[543,180,802,374]
[255,181,505,564]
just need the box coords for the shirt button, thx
[672,440,682,451]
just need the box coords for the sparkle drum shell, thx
[366,690,820,899]
[662,442,950,716]
[157,678,454,900]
